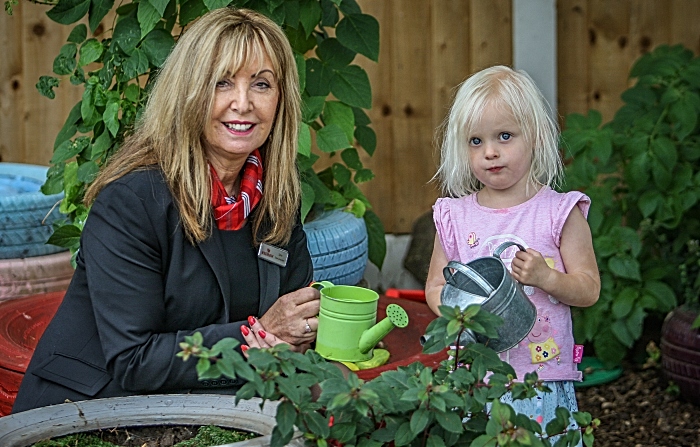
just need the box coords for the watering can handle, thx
[443,261,495,295]
[493,241,526,259]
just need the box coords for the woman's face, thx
[204,53,279,165]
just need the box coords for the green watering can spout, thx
[358,304,409,354]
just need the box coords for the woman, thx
[12,7,320,413]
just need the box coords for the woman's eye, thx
[216,80,231,88]
[469,137,482,145]
[252,80,272,91]
[500,132,512,141]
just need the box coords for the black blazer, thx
[12,168,313,413]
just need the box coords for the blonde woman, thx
[14,8,320,412]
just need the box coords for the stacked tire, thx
[0,292,65,416]
[303,209,369,285]
[0,163,74,301]
[0,163,73,416]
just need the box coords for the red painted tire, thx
[0,291,65,415]
[0,251,73,301]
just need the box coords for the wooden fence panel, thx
[3,0,700,234]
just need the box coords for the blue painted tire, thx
[303,209,368,285]
[0,163,66,259]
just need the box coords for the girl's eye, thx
[469,137,482,146]
[500,132,512,141]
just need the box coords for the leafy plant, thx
[562,44,700,366]
[20,0,386,269]
[180,304,599,447]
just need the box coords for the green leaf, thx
[644,280,677,312]
[36,76,61,100]
[89,0,114,33]
[78,39,103,67]
[299,0,322,37]
[137,0,161,38]
[47,224,82,249]
[122,48,150,78]
[341,148,362,170]
[652,137,678,172]
[303,411,330,438]
[302,95,325,123]
[323,101,354,143]
[300,181,315,222]
[54,102,82,149]
[104,99,120,136]
[317,124,352,152]
[608,255,641,281]
[354,168,374,184]
[394,421,416,446]
[305,58,333,97]
[47,0,91,25]
[51,139,83,164]
[203,0,228,10]
[435,409,463,433]
[354,125,376,155]
[141,28,175,67]
[332,163,351,186]
[298,122,312,157]
[54,44,77,76]
[67,23,87,43]
[275,400,297,436]
[77,160,100,183]
[317,37,355,68]
[113,16,141,54]
[364,210,386,269]
[331,65,372,109]
[179,0,207,26]
[611,287,637,318]
[336,13,379,61]
[611,319,634,348]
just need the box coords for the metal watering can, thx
[441,241,537,352]
[312,281,409,362]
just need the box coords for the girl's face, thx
[204,53,279,165]
[467,101,532,201]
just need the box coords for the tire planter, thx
[0,163,66,259]
[303,209,368,285]
[660,305,700,405]
[0,251,74,301]
[0,291,65,416]
[0,395,305,447]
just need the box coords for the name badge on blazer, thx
[258,243,288,267]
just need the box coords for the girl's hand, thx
[258,286,320,346]
[510,248,554,289]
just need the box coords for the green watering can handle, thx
[311,281,334,290]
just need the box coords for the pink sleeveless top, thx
[433,187,589,381]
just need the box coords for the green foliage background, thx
[562,44,700,366]
[30,0,386,269]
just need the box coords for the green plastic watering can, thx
[312,281,409,362]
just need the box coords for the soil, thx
[575,360,700,447]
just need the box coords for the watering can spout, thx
[358,304,409,354]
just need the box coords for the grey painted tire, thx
[0,163,66,259]
[0,395,305,447]
[303,209,368,285]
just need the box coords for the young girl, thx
[425,65,600,436]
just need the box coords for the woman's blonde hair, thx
[435,65,563,197]
[85,7,301,245]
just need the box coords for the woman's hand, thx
[240,317,312,354]
[258,286,320,347]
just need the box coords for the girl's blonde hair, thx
[86,7,301,245]
[435,65,563,197]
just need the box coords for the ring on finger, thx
[304,318,312,334]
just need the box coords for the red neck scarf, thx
[210,150,263,231]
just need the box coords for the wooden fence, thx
[2,0,700,234]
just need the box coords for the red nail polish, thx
[241,345,249,352]
[241,325,250,336]
[248,316,256,326]
[258,330,266,339]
